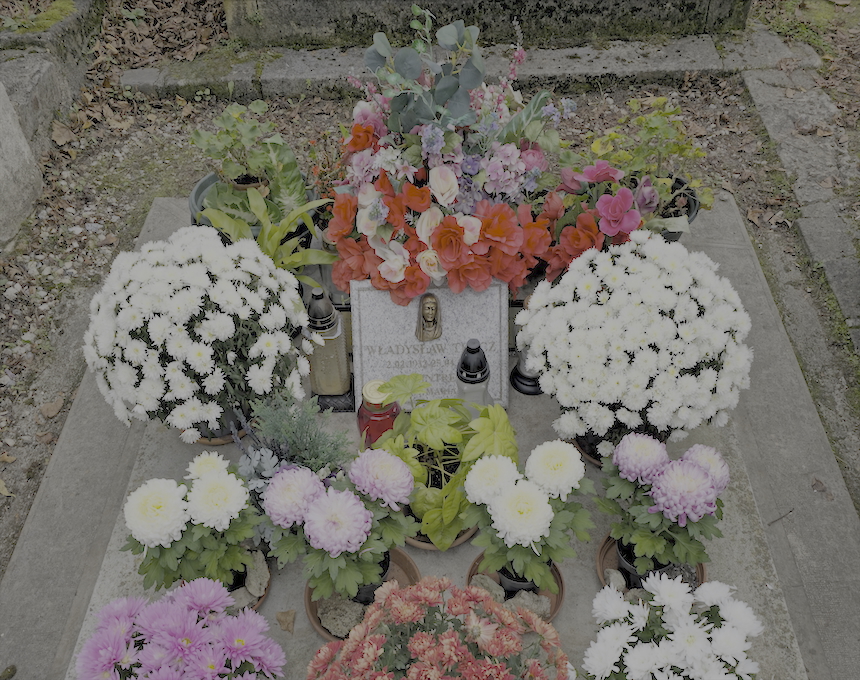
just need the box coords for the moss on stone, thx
[18,0,75,33]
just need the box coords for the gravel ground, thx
[1,0,859,586]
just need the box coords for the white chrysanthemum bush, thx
[83,225,313,443]
[581,574,763,680]
[516,230,752,444]
[462,440,595,592]
[122,451,262,590]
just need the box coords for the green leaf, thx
[379,373,430,406]
[372,32,393,58]
[461,405,517,462]
[394,47,422,80]
[410,403,463,450]
[459,57,483,90]
[441,486,465,525]
[201,209,254,242]
[365,46,387,72]
[436,23,459,50]
[412,485,443,519]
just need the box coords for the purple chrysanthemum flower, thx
[218,609,268,665]
[682,444,731,495]
[150,606,210,663]
[304,488,372,557]
[76,628,134,679]
[185,643,230,680]
[172,578,234,617]
[648,459,719,527]
[613,433,670,484]
[136,640,174,674]
[96,596,149,630]
[249,637,288,677]
[348,448,414,510]
[133,599,177,641]
[143,666,183,680]
[262,466,325,528]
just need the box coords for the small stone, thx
[276,610,296,633]
[625,588,649,603]
[35,431,55,445]
[245,550,269,598]
[39,396,64,419]
[504,590,551,619]
[604,568,626,591]
[316,593,366,639]
[229,587,256,611]
[85,222,103,232]
[470,574,505,602]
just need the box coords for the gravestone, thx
[350,280,509,407]
[224,0,751,49]
[0,82,42,245]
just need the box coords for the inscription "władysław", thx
[365,342,496,356]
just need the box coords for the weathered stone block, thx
[0,82,42,245]
[224,0,751,49]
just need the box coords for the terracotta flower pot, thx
[466,552,565,622]
[403,523,478,551]
[304,547,421,641]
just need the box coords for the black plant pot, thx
[351,551,391,605]
[615,539,671,590]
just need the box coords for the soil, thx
[1,0,860,584]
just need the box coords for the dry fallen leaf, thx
[0,453,15,463]
[35,431,55,445]
[98,234,118,247]
[40,396,64,419]
[51,120,78,147]
[276,610,296,633]
[0,478,13,497]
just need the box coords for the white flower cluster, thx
[583,574,763,680]
[465,441,585,550]
[83,226,312,440]
[123,451,250,547]
[516,231,752,441]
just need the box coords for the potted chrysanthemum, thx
[461,440,595,608]
[75,578,286,680]
[306,577,572,680]
[516,230,752,458]
[259,448,419,637]
[581,574,763,680]
[83,225,312,443]
[121,451,264,593]
[596,433,731,588]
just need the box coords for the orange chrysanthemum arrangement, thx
[306,576,571,680]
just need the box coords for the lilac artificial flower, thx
[461,154,482,175]
[420,124,445,163]
[633,176,660,215]
[262,466,326,528]
[348,448,414,510]
[171,578,234,617]
[304,487,373,557]
[541,102,561,125]
[560,98,578,119]
[682,444,731,495]
[146,668,184,680]
[613,433,670,484]
[648,459,719,527]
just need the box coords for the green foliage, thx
[375,376,518,551]
[599,458,723,573]
[121,507,264,591]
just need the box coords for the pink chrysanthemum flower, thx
[171,578,233,616]
[613,433,670,485]
[262,466,325,528]
[349,448,414,510]
[681,444,731,495]
[648,459,719,527]
[304,488,372,557]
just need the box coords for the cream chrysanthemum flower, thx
[186,471,248,531]
[185,451,229,480]
[124,478,189,548]
[525,439,585,498]
[488,479,553,549]
[464,455,521,506]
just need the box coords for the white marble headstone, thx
[350,280,509,408]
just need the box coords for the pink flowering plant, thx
[305,576,571,680]
[121,451,263,591]
[263,448,418,600]
[75,578,286,680]
[325,6,580,305]
[461,442,595,593]
[597,433,730,574]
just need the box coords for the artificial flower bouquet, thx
[121,451,262,590]
[461,441,594,593]
[83,225,313,443]
[306,576,572,680]
[324,6,580,305]
[581,574,763,680]
[263,447,418,600]
[373,373,519,550]
[597,433,730,575]
[516,230,753,445]
[75,578,286,680]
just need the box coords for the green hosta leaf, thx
[462,404,517,462]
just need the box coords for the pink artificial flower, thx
[520,142,549,173]
[633,176,660,215]
[595,187,642,236]
[556,167,583,193]
[576,159,625,183]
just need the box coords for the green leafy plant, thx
[202,186,336,282]
[374,373,518,550]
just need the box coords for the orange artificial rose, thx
[402,183,432,212]
[432,215,471,270]
[473,200,523,256]
[327,193,358,242]
[346,123,377,153]
[447,257,493,294]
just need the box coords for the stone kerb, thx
[0,82,43,245]
[224,0,751,49]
